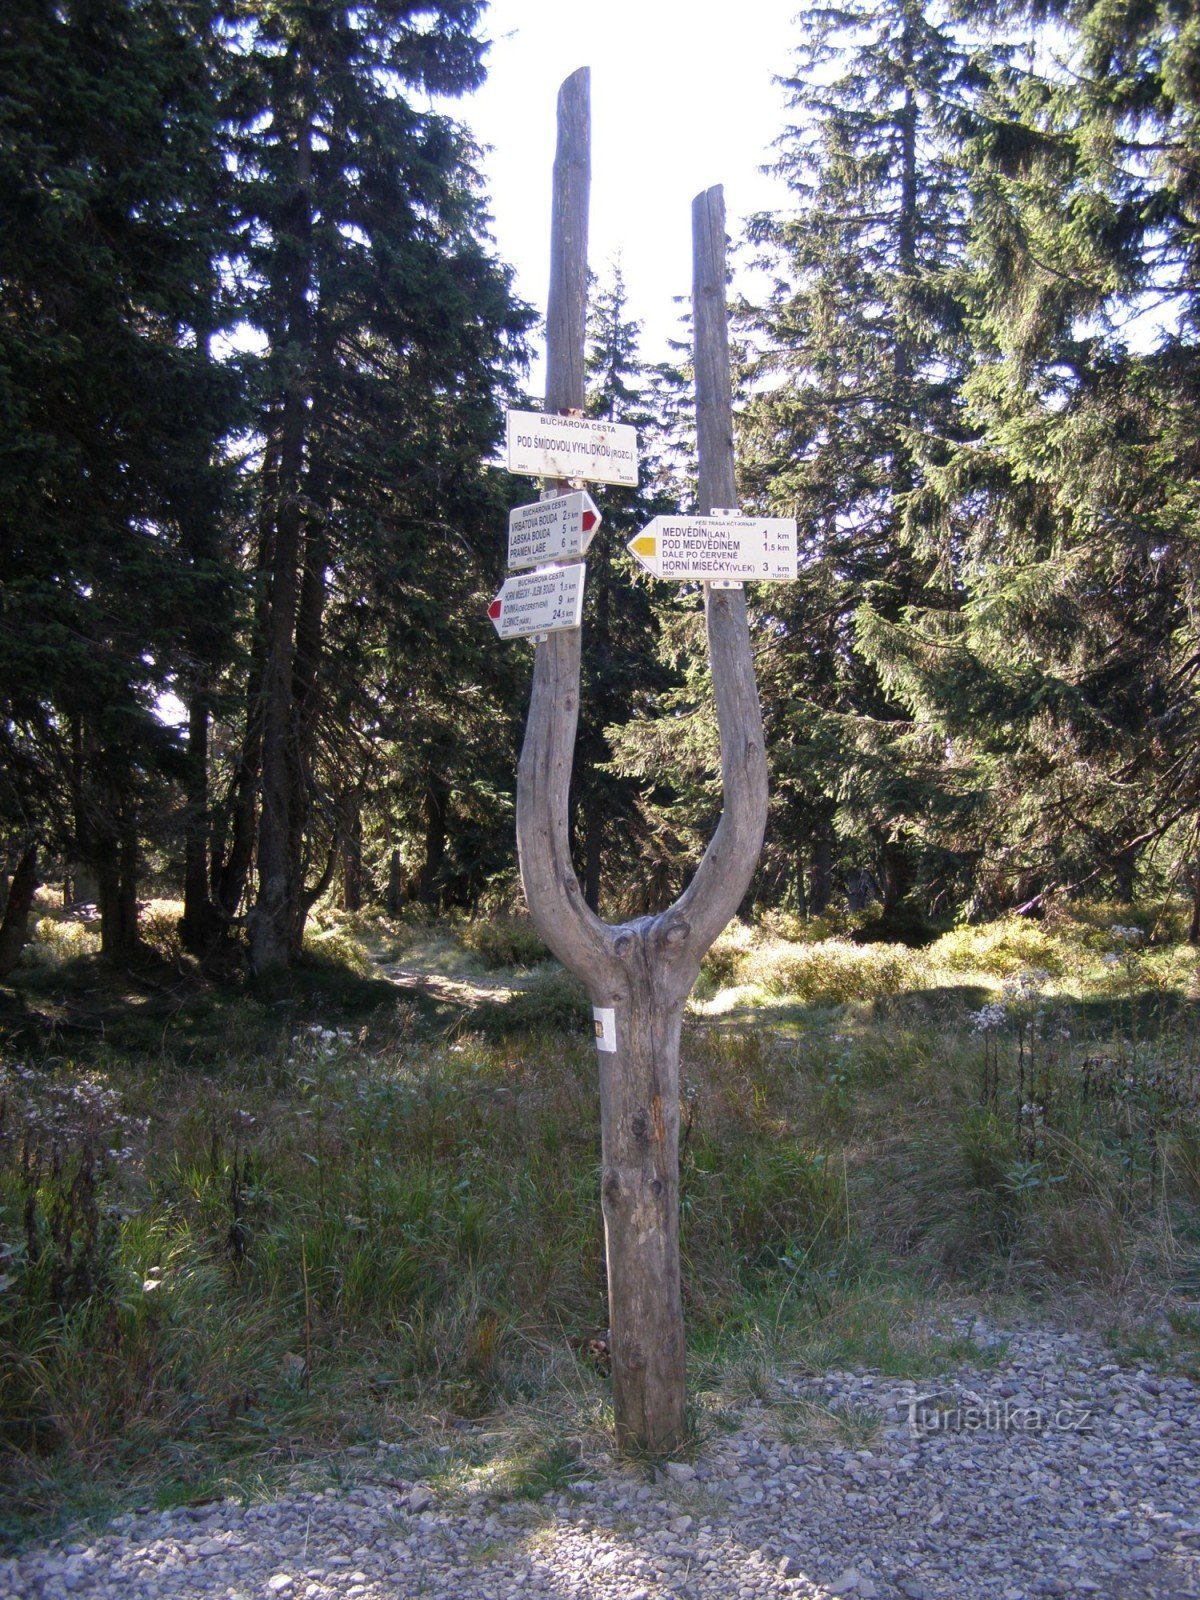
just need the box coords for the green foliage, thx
[719,1142,845,1285]
[471,966,592,1039]
[138,901,187,966]
[851,0,1200,909]
[572,263,687,914]
[748,939,924,1004]
[23,915,101,967]
[696,919,759,992]
[216,0,533,968]
[1108,1308,1200,1380]
[738,0,977,916]
[929,918,1067,977]
[301,924,374,979]
[1,908,1198,1537]
[0,0,242,955]
[4,0,1200,967]
[503,1439,583,1501]
[457,916,549,971]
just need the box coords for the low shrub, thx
[140,899,186,964]
[747,938,923,1004]
[929,917,1067,977]
[458,915,549,971]
[697,919,759,992]
[757,906,866,943]
[1052,898,1190,949]
[22,915,100,967]
[301,924,374,977]
[472,964,590,1037]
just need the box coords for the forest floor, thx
[2,899,1199,1596]
[3,1315,1198,1599]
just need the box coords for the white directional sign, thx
[627,515,798,582]
[507,409,639,487]
[488,562,586,640]
[508,491,601,571]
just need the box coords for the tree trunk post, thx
[181,685,225,954]
[0,843,40,978]
[342,804,364,912]
[515,87,768,1456]
[386,847,404,914]
[97,825,140,963]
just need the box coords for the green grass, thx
[1,898,1198,1546]
[1107,1307,1200,1377]
[455,915,550,972]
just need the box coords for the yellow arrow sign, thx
[627,515,798,581]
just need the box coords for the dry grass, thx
[2,899,1198,1543]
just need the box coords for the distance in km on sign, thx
[488,561,586,641]
[507,490,600,571]
[628,514,798,582]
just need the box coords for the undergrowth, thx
[1,898,1198,1545]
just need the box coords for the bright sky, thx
[451,0,801,384]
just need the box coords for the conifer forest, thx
[4,0,1200,1553]
[3,0,1200,957]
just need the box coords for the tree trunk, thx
[97,825,139,962]
[0,844,39,977]
[251,440,305,971]
[516,120,768,1454]
[211,707,260,924]
[180,685,224,953]
[212,474,275,923]
[880,837,912,920]
[386,847,404,915]
[847,867,876,913]
[1113,843,1137,903]
[249,74,315,976]
[286,490,330,950]
[416,777,450,908]
[808,834,832,915]
[598,961,686,1450]
[342,805,363,912]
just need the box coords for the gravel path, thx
[5,1319,1198,1600]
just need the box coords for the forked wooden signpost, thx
[511,68,770,1454]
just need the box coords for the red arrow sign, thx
[488,563,586,640]
[507,490,601,570]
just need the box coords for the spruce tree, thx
[864,0,1200,912]
[740,0,975,921]
[0,0,239,959]
[573,265,681,913]
[206,0,530,970]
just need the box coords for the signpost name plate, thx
[507,409,638,487]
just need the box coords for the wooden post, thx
[516,83,768,1455]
